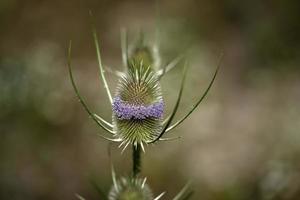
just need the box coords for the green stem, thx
[132,144,141,177]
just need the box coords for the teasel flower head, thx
[67,26,223,152]
[108,177,154,200]
[112,60,164,148]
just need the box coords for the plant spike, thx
[159,136,181,141]
[90,11,113,104]
[157,54,184,79]
[166,53,224,133]
[141,177,147,188]
[75,194,86,200]
[172,182,193,200]
[149,61,189,143]
[154,192,166,200]
[162,114,171,125]
[94,114,113,128]
[164,54,184,73]
[67,41,116,136]
[122,142,130,154]
[140,142,146,153]
[121,28,128,68]
[96,133,122,142]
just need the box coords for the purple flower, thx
[112,96,164,120]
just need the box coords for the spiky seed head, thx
[108,177,153,200]
[112,61,164,147]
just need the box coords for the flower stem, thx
[132,144,141,177]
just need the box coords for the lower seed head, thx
[108,177,153,200]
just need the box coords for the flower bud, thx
[128,33,160,70]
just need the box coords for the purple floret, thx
[112,96,164,120]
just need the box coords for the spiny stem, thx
[132,144,142,177]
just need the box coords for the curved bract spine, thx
[90,11,113,104]
[149,61,188,143]
[166,53,223,133]
[67,41,116,137]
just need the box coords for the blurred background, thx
[1,0,300,199]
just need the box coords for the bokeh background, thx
[1,0,300,199]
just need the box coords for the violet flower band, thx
[112,96,164,120]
